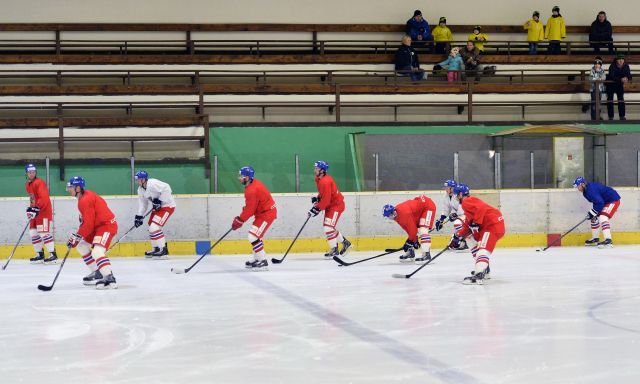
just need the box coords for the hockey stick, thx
[105,209,153,256]
[37,247,72,291]
[271,215,311,264]
[536,217,590,252]
[333,248,402,267]
[1,220,30,270]
[171,228,233,274]
[392,246,449,279]
[383,220,448,253]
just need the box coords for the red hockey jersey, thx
[394,195,436,242]
[314,174,344,211]
[460,196,503,229]
[239,179,277,221]
[25,178,52,216]
[77,190,116,240]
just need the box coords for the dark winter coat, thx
[589,18,613,42]
[394,44,420,70]
[405,17,432,41]
[461,47,481,69]
[607,61,632,84]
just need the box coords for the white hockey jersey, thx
[138,178,176,215]
[440,192,464,218]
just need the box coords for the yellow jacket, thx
[523,19,544,42]
[544,16,566,41]
[432,25,453,42]
[467,32,488,51]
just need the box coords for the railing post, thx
[453,152,459,181]
[213,155,218,193]
[45,156,50,192]
[530,151,535,189]
[467,80,473,123]
[605,150,609,185]
[130,156,135,195]
[494,152,502,189]
[55,30,61,55]
[312,31,318,53]
[595,82,601,122]
[374,153,379,192]
[335,84,341,124]
[295,154,300,193]
[186,31,194,54]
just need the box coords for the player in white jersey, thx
[434,179,468,251]
[134,171,176,259]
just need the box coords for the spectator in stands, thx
[438,47,464,83]
[395,35,424,81]
[468,26,488,53]
[461,41,482,81]
[606,53,632,121]
[405,10,433,49]
[589,11,614,54]
[590,57,606,120]
[432,17,453,54]
[523,11,544,55]
[545,6,566,54]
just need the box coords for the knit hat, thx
[473,25,481,32]
[594,56,603,65]
[439,17,446,24]
[616,53,625,60]
[552,6,560,12]
[413,10,422,17]
[533,11,540,17]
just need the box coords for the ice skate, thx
[399,248,415,263]
[152,245,169,260]
[462,271,486,285]
[83,269,103,286]
[339,238,352,255]
[415,251,431,262]
[30,251,45,264]
[43,251,58,265]
[249,259,268,271]
[585,238,599,247]
[324,247,339,259]
[470,265,491,280]
[95,273,118,290]
[145,247,160,258]
[245,259,254,269]
[454,240,469,253]
[597,239,613,248]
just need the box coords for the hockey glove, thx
[311,196,319,204]
[151,198,162,211]
[587,209,598,220]
[231,216,244,230]
[308,206,321,217]
[67,233,82,248]
[403,239,420,252]
[448,212,458,222]
[435,215,447,231]
[26,206,40,220]
[134,215,144,228]
[448,235,462,250]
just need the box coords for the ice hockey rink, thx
[2,246,640,384]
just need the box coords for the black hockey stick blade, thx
[333,248,401,267]
[37,247,72,291]
[392,246,449,279]
[172,228,232,274]
[384,247,403,253]
[272,215,311,264]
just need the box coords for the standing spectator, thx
[461,41,482,81]
[545,6,566,54]
[589,57,606,120]
[606,53,632,121]
[438,47,464,83]
[405,10,432,49]
[394,35,424,81]
[590,11,614,54]
[467,26,488,53]
[523,11,544,55]
[432,17,453,54]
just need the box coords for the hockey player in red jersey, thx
[231,166,277,271]
[383,195,437,262]
[308,160,351,258]
[449,184,505,285]
[66,176,119,289]
[24,163,57,264]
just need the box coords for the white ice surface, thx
[1,246,640,384]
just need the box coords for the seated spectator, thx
[461,41,482,81]
[438,47,464,83]
[394,35,424,81]
[432,17,453,54]
[606,54,632,121]
[590,11,614,54]
[405,10,433,49]
[523,11,544,55]
[589,57,606,120]
[467,26,489,52]
[545,6,566,54]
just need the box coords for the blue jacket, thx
[583,182,621,212]
[405,17,432,41]
[438,54,464,71]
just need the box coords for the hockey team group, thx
[19,160,621,289]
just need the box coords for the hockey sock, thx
[418,228,431,253]
[93,246,112,275]
[41,232,55,253]
[251,239,266,261]
[599,216,612,239]
[336,231,345,243]
[82,252,98,272]
[29,228,43,252]
[590,218,601,239]
[324,226,338,248]
[474,249,490,274]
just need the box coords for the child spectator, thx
[545,6,566,54]
[405,10,432,48]
[395,35,424,81]
[590,57,606,120]
[461,41,482,81]
[438,47,464,83]
[589,11,614,54]
[606,54,632,121]
[523,11,544,55]
[432,17,453,54]
[468,26,488,52]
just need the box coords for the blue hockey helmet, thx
[573,176,586,188]
[444,179,457,188]
[382,204,396,218]
[67,176,86,189]
[453,183,470,196]
[314,160,329,172]
[239,166,255,179]
[135,170,149,180]
[25,163,37,173]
